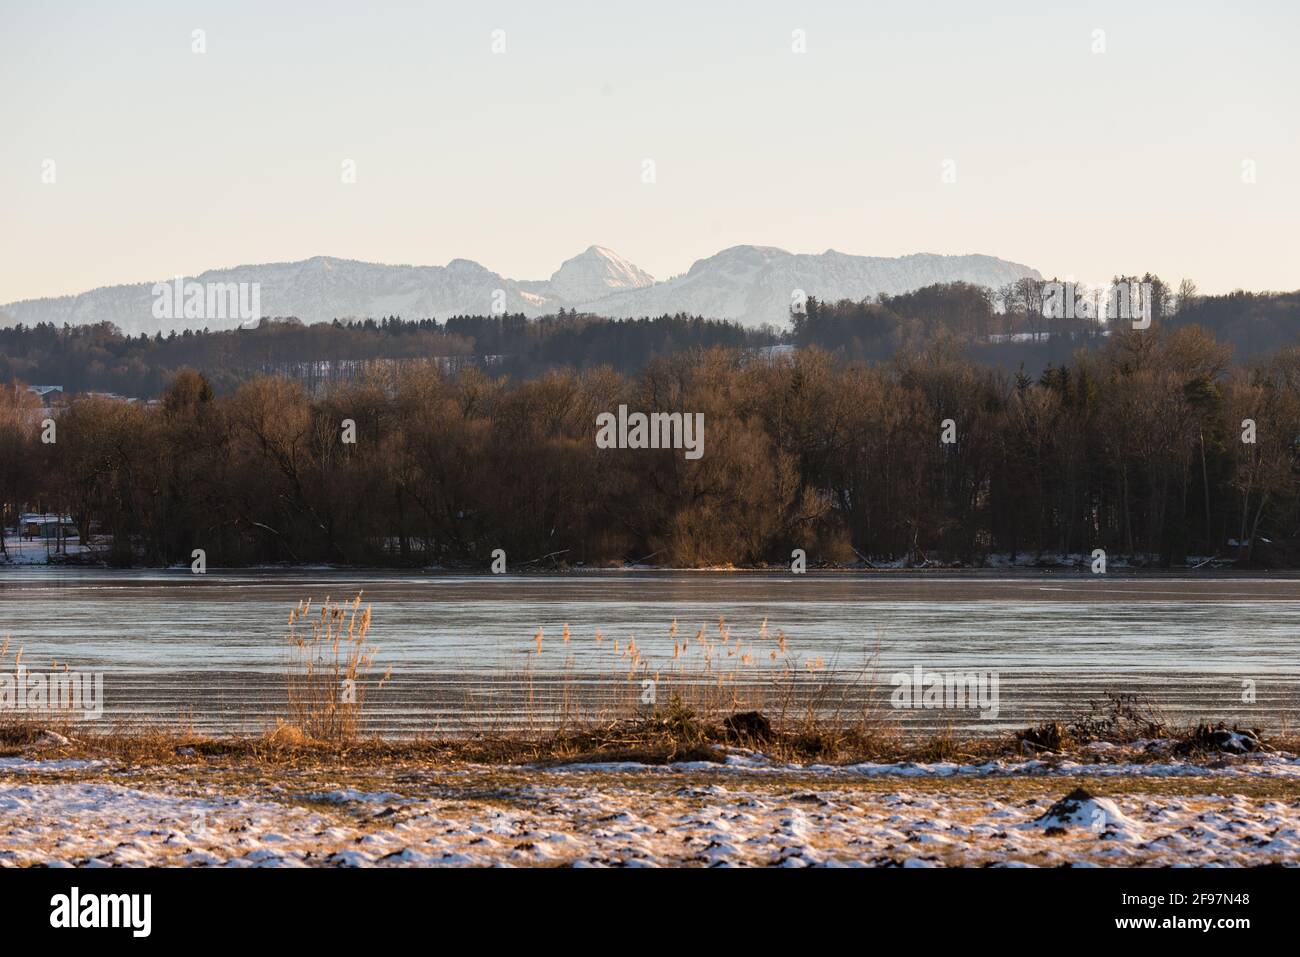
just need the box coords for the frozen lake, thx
[0,568,1297,736]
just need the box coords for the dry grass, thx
[283,593,389,742]
[499,616,900,750]
[2,709,1292,771]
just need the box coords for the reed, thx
[282,593,388,743]
[474,616,900,762]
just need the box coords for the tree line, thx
[2,323,1298,568]
[793,277,1300,372]
[0,312,775,398]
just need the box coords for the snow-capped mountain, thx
[0,257,553,337]
[540,245,655,304]
[572,247,1041,327]
[0,245,1040,334]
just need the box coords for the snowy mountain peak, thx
[547,246,655,304]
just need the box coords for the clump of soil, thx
[724,711,773,744]
[1034,787,1098,831]
[1018,721,1066,753]
[1176,722,1266,756]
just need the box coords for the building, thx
[26,385,64,408]
[83,391,140,404]
[19,512,78,543]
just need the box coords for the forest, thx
[2,316,1298,568]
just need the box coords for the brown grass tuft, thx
[283,593,380,743]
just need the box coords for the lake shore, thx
[0,531,1273,571]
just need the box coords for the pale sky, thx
[2,0,1297,303]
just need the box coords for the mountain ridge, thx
[0,246,1042,335]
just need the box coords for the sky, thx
[1,0,1297,303]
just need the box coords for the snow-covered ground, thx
[0,535,95,564]
[2,752,1298,867]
